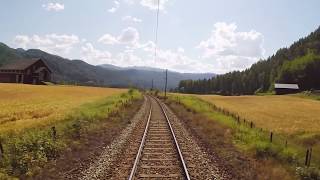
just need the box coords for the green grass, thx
[167,94,320,179]
[293,91,320,101]
[0,89,142,178]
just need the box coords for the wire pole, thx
[165,69,168,98]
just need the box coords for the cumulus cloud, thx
[122,16,142,23]
[140,0,169,11]
[98,27,140,47]
[98,34,118,45]
[137,42,213,72]
[108,1,120,13]
[197,22,265,72]
[153,49,214,72]
[42,3,65,12]
[81,43,113,65]
[13,34,80,55]
[123,0,135,5]
[81,43,147,67]
[177,47,185,53]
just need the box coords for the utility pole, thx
[165,69,168,98]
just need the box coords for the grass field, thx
[197,95,320,134]
[0,83,126,133]
[0,83,140,178]
[167,93,320,179]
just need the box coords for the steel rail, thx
[128,96,152,180]
[154,97,191,180]
[128,95,191,180]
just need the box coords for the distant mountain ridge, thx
[99,64,166,72]
[0,43,215,89]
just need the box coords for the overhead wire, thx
[154,0,160,62]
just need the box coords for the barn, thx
[0,58,52,85]
[275,83,300,95]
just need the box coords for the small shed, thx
[0,58,52,85]
[275,83,300,95]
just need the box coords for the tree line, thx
[176,26,320,95]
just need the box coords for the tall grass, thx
[167,94,320,179]
[197,94,320,134]
[0,88,141,178]
[0,84,127,133]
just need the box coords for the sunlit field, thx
[197,95,320,134]
[0,83,126,133]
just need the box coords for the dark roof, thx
[0,58,41,70]
[275,83,299,89]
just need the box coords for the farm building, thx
[274,83,300,95]
[0,58,52,85]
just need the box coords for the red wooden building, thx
[0,58,52,85]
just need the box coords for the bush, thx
[296,167,320,180]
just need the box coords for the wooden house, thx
[274,83,300,95]
[0,58,52,85]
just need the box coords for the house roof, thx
[0,58,50,71]
[275,83,299,89]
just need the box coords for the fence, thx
[172,96,319,170]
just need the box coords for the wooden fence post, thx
[270,132,273,143]
[308,148,312,166]
[52,126,57,141]
[0,140,3,158]
[305,149,310,166]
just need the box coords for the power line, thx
[154,0,160,61]
[153,0,167,97]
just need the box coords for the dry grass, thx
[0,83,126,133]
[197,95,320,134]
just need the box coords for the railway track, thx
[128,96,190,179]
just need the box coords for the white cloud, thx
[98,27,140,47]
[197,22,265,72]
[122,16,142,23]
[98,34,118,45]
[81,43,113,65]
[140,0,169,11]
[136,42,213,73]
[42,3,65,12]
[81,43,146,67]
[118,27,140,45]
[123,0,135,5]
[13,34,80,55]
[177,47,185,53]
[108,1,120,13]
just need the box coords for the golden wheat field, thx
[0,83,126,133]
[197,95,320,134]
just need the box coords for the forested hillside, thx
[177,26,320,95]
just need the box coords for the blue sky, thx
[0,0,319,73]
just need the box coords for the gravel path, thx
[79,96,150,179]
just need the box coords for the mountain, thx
[177,26,320,95]
[99,64,165,72]
[0,43,215,89]
[99,64,215,89]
